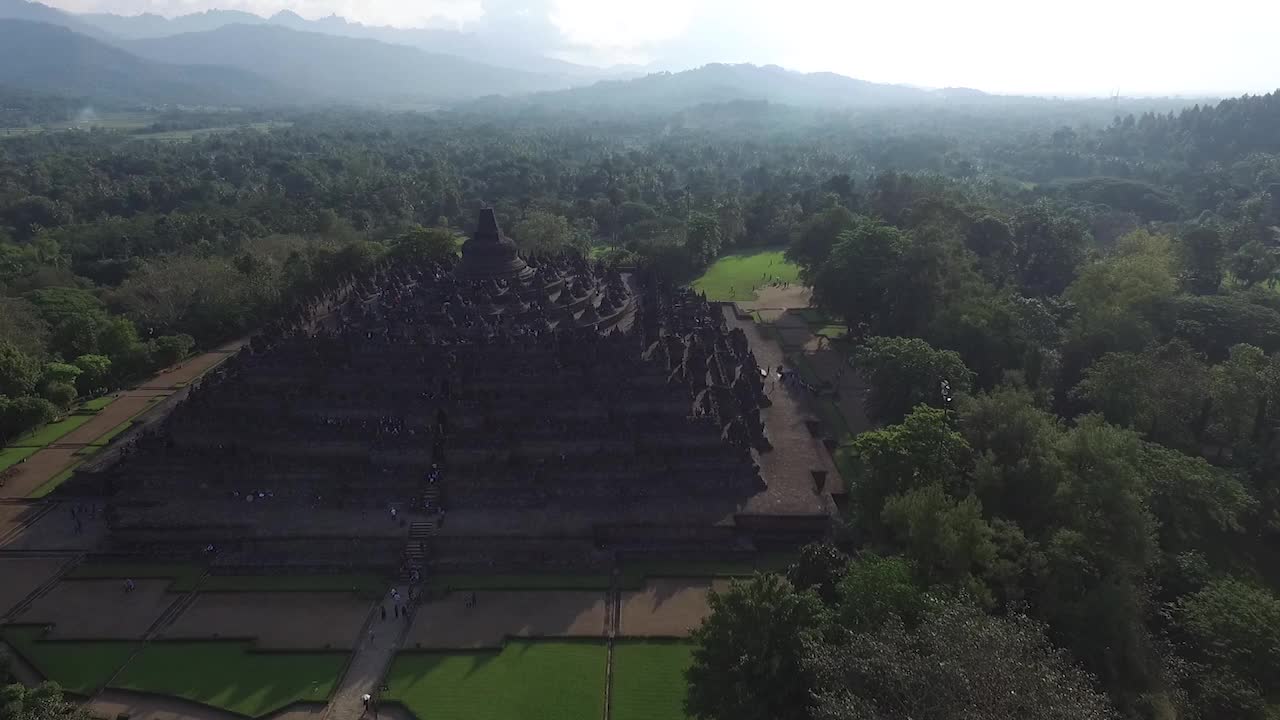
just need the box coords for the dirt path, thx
[0,340,244,499]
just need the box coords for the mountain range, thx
[0,0,991,112]
[0,19,284,105]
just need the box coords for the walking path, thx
[0,339,245,499]
[323,585,414,720]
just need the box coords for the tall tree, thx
[686,574,829,720]
[852,336,975,425]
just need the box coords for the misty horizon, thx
[28,0,1280,97]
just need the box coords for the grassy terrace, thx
[612,640,695,720]
[78,396,117,413]
[0,446,38,472]
[691,250,800,302]
[3,626,344,715]
[1,626,138,696]
[112,642,345,717]
[386,640,607,720]
[6,415,94,448]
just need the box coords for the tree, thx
[1140,442,1255,552]
[1065,230,1178,356]
[40,381,76,409]
[786,543,850,604]
[1173,579,1280,693]
[882,484,996,589]
[0,297,50,357]
[0,681,90,720]
[957,385,1065,532]
[41,363,81,388]
[811,218,907,336]
[834,554,926,632]
[684,212,722,268]
[512,211,576,255]
[1011,201,1089,296]
[788,205,857,276]
[0,341,40,398]
[96,317,140,360]
[50,315,100,359]
[72,355,111,395]
[1073,341,1209,450]
[848,406,971,537]
[1228,239,1279,288]
[1054,416,1157,578]
[153,334,195,368]
[964,214,1016,284]
[1206,344,1278,451]
[686,574,828,720]
[1181,224,1226,294]
[0,396,57,443]
[852,337,975,425]
[389,226,460,265]
[807,603,1118,720]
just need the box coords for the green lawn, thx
[0,446,38,471]
[386,641,607,720]
[1,626,138,696]
[65,562,205,591]
[432,574,612,591]
[691,250,800,301]
[7,414,94,448]
[79,396,117,413]
[111,642,346,717]
[612,640,695,720]
[202,574,386,595]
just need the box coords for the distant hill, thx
[78,8,267,38]
[66,4,608,79]
[0,0,106,38]
[0,19,289,106]
[125,24,577,104]
[462,63,978,114]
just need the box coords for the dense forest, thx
[4,85,1280,719]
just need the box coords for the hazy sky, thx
[41,0,1280,96]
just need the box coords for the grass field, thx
[65,562,205,590]
[0,446,38,471]
[78,396,117,413]
[7,414,94,448]
[386,641,607,720]
[612,640,695,720]
[112,642,346,717]
[691,250,800,301]
[1,626,137,695]
[201,574,386,595]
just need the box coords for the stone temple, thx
[85,209,836,577]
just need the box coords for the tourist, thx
[381,605,386,621]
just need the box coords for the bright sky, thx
[41,0,1280,96]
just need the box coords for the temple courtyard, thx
[0,235,845,720]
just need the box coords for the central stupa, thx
[455,208,535,281]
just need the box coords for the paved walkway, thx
[324,585,413,720]
[0,339,245,499]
